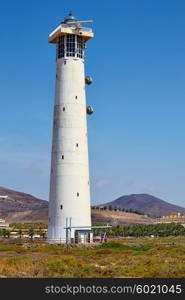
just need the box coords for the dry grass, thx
[0,237,185,278]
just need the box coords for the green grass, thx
[0,244,27,254]
[99,241,153,252]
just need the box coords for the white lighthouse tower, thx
[48,13,94,243]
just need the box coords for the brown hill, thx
[0,187,154,225]
[0,186,48,222]
[91,209,155,225]
[102,194,185,217]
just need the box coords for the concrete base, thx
[47,238,66,244]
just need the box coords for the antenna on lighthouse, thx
[61,12,93,27]
[67,20,93,24]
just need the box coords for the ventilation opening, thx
[76,143,78,147]
[64,60,67,65]
[62,155,64,159]
[63,107,65,111]
[75,96,78,99]
[77,193,79,197]
[60,205,63,209]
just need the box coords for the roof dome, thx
[62,12,77,24]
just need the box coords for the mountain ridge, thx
[101,193,185,217]
[0,187,185,223]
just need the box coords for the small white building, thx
[0,195,8,200]
[0,219,9,229]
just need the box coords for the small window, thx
[64,60,67,65]
[63,107,65,111]
[77,192,79,197]
[75,96,78,99]
[60,205,63,209]
[62,155,64,159]
[76,143,78,147]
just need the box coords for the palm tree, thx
[40,231,46,239]
[6,230,10,238]
[1,229,11,238]
[2,229,7,238]
[28,228,35,240]
[18,229,23,239]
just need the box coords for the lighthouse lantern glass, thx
[66,35,75,57]
[77,36,83,58]
[57,35,84,59]
[58,36,65,58]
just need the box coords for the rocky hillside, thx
[91,209,155,225]
[0,187,154,225]
[0,186,48,223]
[102,194,185,217]
[1,187,184,223]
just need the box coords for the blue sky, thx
[0,0,185,208]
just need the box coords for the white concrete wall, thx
[48,57,91,243]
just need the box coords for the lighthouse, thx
[48,13,94,243]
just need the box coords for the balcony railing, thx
[61,24,92,32]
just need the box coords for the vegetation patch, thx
[99,241,152,254]
[93,223,185,237]
[0,237,185,278]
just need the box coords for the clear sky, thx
[0,0,185,208]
